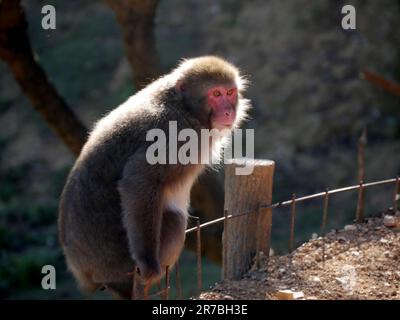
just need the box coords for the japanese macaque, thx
[58,56,250,299]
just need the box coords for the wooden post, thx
[223,209,229,279]
[223,158,275,280]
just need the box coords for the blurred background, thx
[0,0,399,299]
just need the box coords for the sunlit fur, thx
[59,56,251,299]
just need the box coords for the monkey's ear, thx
[174,80,186,100]
[175,80,185,92]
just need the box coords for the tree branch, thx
[105,0,161,89]
[0,0,87,156]
[361,70,400,97]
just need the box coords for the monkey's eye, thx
[227,88,235,96]
[213,90,222,97]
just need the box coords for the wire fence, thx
[186,177,398,234]
[132,175,399,300]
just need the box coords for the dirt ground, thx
[200,212,400,300]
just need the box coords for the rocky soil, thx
[200,212,400,300]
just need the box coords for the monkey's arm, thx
[118,150,165,281]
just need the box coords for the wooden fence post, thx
[223,158,275,280]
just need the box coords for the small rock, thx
[380,238,389,244]
[274,290,304,300]
[310,276,321,283]
[383,215,396,227]
[311,233,318,240]
[344,225,357,232]
[336,277,346,285]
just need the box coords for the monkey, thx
[58,56,250,299]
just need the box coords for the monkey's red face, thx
[206,85,238,130]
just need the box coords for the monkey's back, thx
[58,93,170,284]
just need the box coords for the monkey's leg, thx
[65,255,100,295]
[118,155,166,282]
[159,209,187,270]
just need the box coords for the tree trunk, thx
[105,0,161,90]
[0,0,87,156]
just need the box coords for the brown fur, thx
[58,56,250,299]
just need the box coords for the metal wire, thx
[394,176,399,213]
[185,177,397,235]
[164,266,170,300]
[321,190,329,266]
[321,189,329,234]
[288,193,297,253]
[356,180,365,222]
[196,220,202,293]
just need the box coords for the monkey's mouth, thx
[212,122,234,130]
